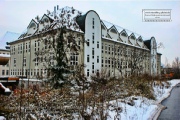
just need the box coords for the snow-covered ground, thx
[107,79,180,120]
[0,116,6,120]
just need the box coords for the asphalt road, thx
[158,83,180,120]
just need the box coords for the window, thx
[20,44,22,54]
[92,62,94,69]
[102,43,104,53]
[14,58,16,67]
[97,41,99,48]
[108,45,110,54]
[70,53,78,65]
[92,48,94,59]
[105,57,107,67]
[13,46,15,55]
[2,70,5,76]
[18,45,20,54]
[25,43,28,52]
[35,57,38,66]
[35,41,37,51]
[97,56,99,63]
[102,57,104,67]
[92,33,94,44]
[110,28,117,34]
[29,42,30,52]
[105,44,107,53]
[92,18,94,29]
[121,32,127,37]
[131,35,135,40]
[87,39,90,46]
[87,55,90,62]
[87,69,89,77]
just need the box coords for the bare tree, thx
[172,57,180,78]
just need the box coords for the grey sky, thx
[0,0,180,65]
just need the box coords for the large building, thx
[0,48,10,77]
[8,6,161,79]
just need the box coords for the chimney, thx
[57,5,59,10]
[54,6,56,13]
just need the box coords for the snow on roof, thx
[102,20,113,29]
[18,6,148,43]
[0,54,10,57]
[0,31,20,47]
[18,6,83,40]
[114,25,124,33]
[102,20,144,39]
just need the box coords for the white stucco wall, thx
[84,11,101,77]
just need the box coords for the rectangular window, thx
[97,56,99,63]
[87,39,90,46]
[92,48,94,59]
[102,57,104,67]
[87,69,89,77]
[70,53,78,65]
[26,43,28,52]
[29,42,30,52]
[6,70,8,75]
[2,70,5,76]
[92,18,94,29]
[97,41,99,48]
[92,62,94,69]
[105,44,107,53]
[87,55,89,62]
[92,33,94,44]
[20,44,22,54]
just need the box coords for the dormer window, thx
[29,23,36,28]
[44,18,49,23]
[130,35,135,40]
[110,28,117,34]
[138,38,143,42]
[121,32,127,37]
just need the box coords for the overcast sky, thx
[0,0,180,65]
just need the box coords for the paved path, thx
[158,83,180,120]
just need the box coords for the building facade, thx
[0,48,10,77]
[8,6,161,79]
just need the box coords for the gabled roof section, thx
[143,44,148,49]
[128,39,133,45]
[102,20,113,29]
[109,25,118,34]
[137,36,143,42]
[40,14,54,23]
[129,33,136,40]
[101,21,108,30]
[106,33,112,39]
[144,40,151,49]
[114,25,123,33]
[27,19,38,29]
[120,29,128,37]
[135,41,141,47]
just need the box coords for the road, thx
[158,83,180,120]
